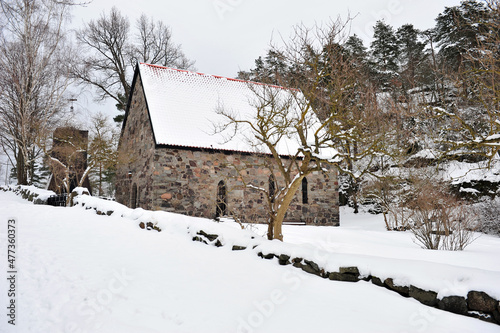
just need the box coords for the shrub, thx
[406,178,479,250]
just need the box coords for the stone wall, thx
[188,228,499,326]
[115,75,156,210]
[151,147,339,226]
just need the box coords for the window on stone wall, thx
[136,185,140,207]
[269,175,276,203]
[302,177,308,204]
[216,180,227,218]
[131,183,138,209]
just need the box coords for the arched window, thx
[269,175,276,203]
[216,180,227,217]
[131,183,138,209]
[302,177,308,204]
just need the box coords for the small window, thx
[302,177,308,204]
[216,180,227,217]
[131,183,138,209]
[269,175,276,203]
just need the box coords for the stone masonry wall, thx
[115,75,155,210]
[151,148,339,226]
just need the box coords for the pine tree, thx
[345,34,369,71]
[396,24,427,91]
[370,20,400,90]
[434,0,490,72]
[237,50,288,85]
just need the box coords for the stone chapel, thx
[115,63,339,226]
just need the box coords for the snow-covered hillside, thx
[1,190,500,333]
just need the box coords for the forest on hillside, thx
[237,0,500,239]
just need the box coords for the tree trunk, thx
[29,146,36,185]
[273,174,305,241]
[267,218,274,240]
[345,140,359,214]
[16,151,28,185]
[99,164,103,196]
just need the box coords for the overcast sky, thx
[72,0,462,78]
[66,0,463,121]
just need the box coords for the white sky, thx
[66,0,462,123]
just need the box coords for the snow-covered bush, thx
[365,172,480,250]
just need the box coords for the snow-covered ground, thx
[1,190,500,333]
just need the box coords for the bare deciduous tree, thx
[0,0,76,185]
[217,19,392,241]
[73,7,131,116]
[216,83,341,241]
[133,14,195,70]
[74,7,195,122]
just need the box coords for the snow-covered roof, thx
[137,63,306,155]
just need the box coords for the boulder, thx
[196,230,218,242]
[278,254,291,266]
[339,267,359,275]
[302,265,321,276]
[467,291,497,312]
[371,276,384,287]
[328,272,359,282]
[437,296,468,315]
[258,252,275,260]
[384,278,409,297]
[409,286,438,306]
[302,260,322,277]
[304,260,321,273]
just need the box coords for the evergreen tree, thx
[31,161,52,188]
[396,24,427,91]
[237,50,288,85]
[344,34,369,72]
[370,20,400,89]
[434,0,490,72]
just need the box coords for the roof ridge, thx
[140,62,296,91]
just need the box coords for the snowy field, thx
[1,190,500,333]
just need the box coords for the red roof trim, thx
[155,143,296,159]
[140,63,299,92]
